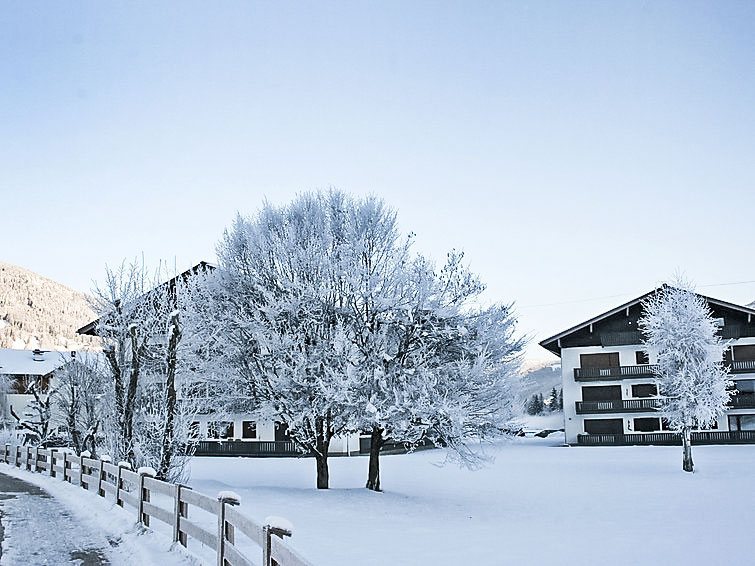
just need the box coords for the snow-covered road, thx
[0,472,111,565]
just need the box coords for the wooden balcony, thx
[577,430,755,446]
[576,398,662,414]
[574,365,657,381]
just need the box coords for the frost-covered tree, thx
[92,261,200,481]
[203,191,523,490]
[10,379,57,447]
[639,283,732,472]
[209,194,355,489]
[93,262,156,464]
[337,196,523,491]
[53,352,104,455]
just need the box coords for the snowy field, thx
[189,436,755,566]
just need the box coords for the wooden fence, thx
[1,443,314,566]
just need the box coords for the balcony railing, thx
[574,365,657,381]
[192,440,303,457]
[576,398,662,414]
[577,430,755,446]
[730,360,755,374]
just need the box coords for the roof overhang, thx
[77,261,214,336]
[538,287,755,357]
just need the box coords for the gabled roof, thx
[539,287,755,357]
[77,261,214,336]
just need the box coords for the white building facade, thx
[0,348,70,426]
[540,290,755,446]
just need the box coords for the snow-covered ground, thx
[189,436,755,566]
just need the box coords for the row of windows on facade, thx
[580,344,755,370]
[581,380,755,402]
[584,415,755,434]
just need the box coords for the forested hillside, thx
[0,261,99,350]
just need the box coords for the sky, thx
[1,1,754,362]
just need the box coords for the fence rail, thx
[0,443,313,566]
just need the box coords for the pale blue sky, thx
[2,1,754,361]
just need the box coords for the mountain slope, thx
[0,261,99,350]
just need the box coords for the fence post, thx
[263,521,293,566]
[49,449,55,477]
[173,484,191,546]
[217,492,240,566]
[33,446,39,472]
[98,456,111,498]
[13,445,18,467]
[94,460,102,496]
[62,451,70,482]
[3,443,8,464]
[137,467,156,526]
[79,451,91,488]
[116,462,131,507]
[25,445,31,471]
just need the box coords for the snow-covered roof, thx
[0,348,72,376]
[539,287,755,356]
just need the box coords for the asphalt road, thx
[0,471,110,565]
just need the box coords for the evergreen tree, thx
[548,387,559,412]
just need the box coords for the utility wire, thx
[519,279,755,309]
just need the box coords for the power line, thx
[519,279,755,309]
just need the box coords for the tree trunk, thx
[123,326,141,465]
[315,452,329,489]
[313,417,331,489]
[365,427,384,491]
[158,311,180,480]
[682,425,694,472]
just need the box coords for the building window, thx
[584,418,623,434]
[728,415,755,431]
[242,421,257,439]
[208,421,234,439]
[189,422,200,439]
[632,384,658,398]
[580,352,620,369]
[582,385,621,401]
[635,351,650,365]
[634,417,661,432]
[10,374,50,393]
[733,345,755,362]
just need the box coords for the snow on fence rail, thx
[1,443,314,566]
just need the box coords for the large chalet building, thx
[540,289,755,446]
